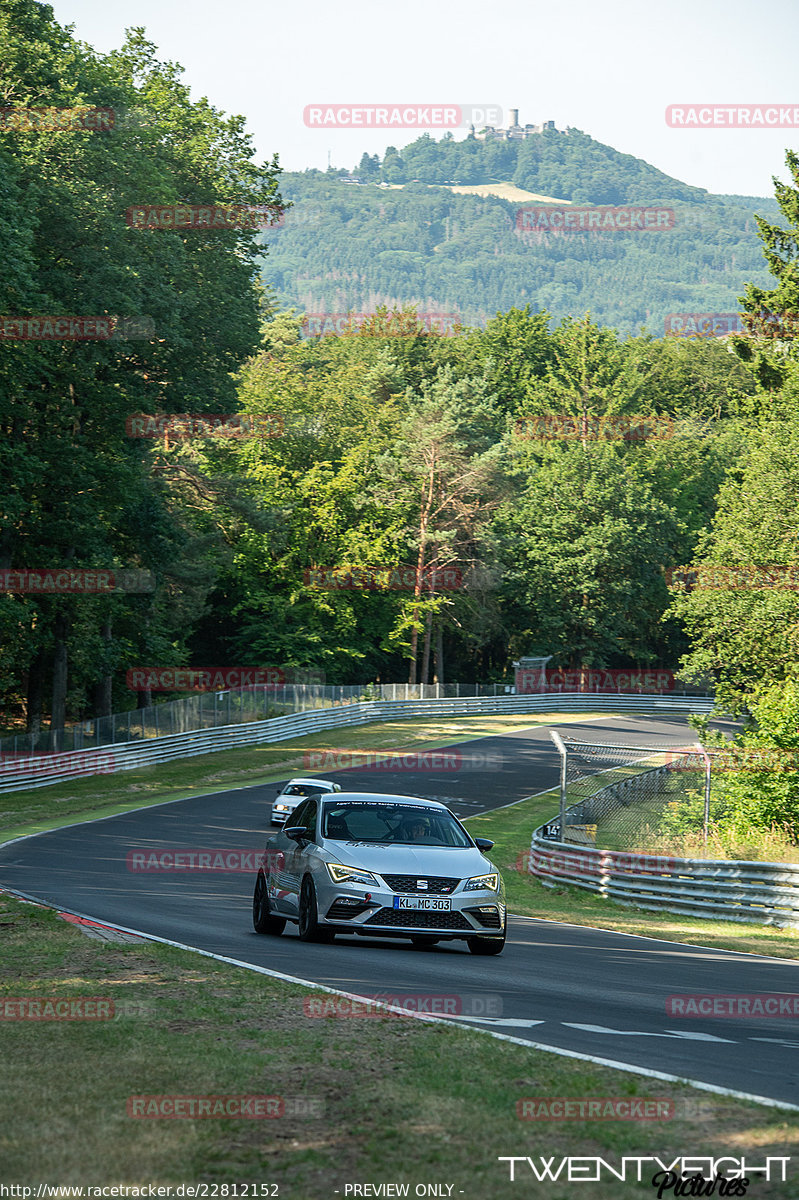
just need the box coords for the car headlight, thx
[273,803,290,811]
[326,863,380,886]
[464,872,499,892]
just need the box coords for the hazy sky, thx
[52,0,797,198]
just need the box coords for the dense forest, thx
[261,129,779,334]
[2,0,799,796]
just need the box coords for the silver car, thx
[271,777,341,826]
[252,792,506,955]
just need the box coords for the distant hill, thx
[259,128,780,336]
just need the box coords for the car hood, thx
[322,841,493,879]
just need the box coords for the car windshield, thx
[321,802,472,847]
[283,784,317,797]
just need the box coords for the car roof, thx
[284,778,337,789]
[320,792,449,811]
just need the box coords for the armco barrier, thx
[528,830,799,929]
[0,693,713,793]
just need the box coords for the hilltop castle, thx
[471,109,559,141]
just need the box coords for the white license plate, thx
[393,896,452,911]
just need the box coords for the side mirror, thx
[284,826,307,843]
[474,837,494,851]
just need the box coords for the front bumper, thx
[313,874,506,939]
[270,807,294,825]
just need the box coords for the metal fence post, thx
[550,730,568,839]
[695,741,712,848]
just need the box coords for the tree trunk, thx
[93,619,114,717]
[25,650,46,750]
[420,609,433,685]
[408,534,427,684]
[433,622,444,686]
[51,609,70,744]
[409,453,436,684]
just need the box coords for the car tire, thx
[253,871,286,935]
[298,876,334,943]
[410,937,439,949]
[467,930,506,956]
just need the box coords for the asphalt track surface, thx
[3,713,799,1108]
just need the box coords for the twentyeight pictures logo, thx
[497,1156,789,1182]
[303,104,502,129]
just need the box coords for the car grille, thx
[365,907,472,930]
[381,875,460,894]
[464,906,502,929]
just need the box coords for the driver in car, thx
[402,815,431,840]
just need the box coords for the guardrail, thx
[0,693,713,793]
[529,739,799,931]
[1,677,713,758]
[526,836,799,928]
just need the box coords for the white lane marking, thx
[564,1022,735,1043]
[749,1037,799,1048]
[3,884,798,1113]
[441,1016,546,1027]
[510,914,799,965]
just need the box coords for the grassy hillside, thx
[258,128,780,335]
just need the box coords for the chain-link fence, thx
[0,681,541,757]
[546,735,715,853]
[1,678,715,760]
